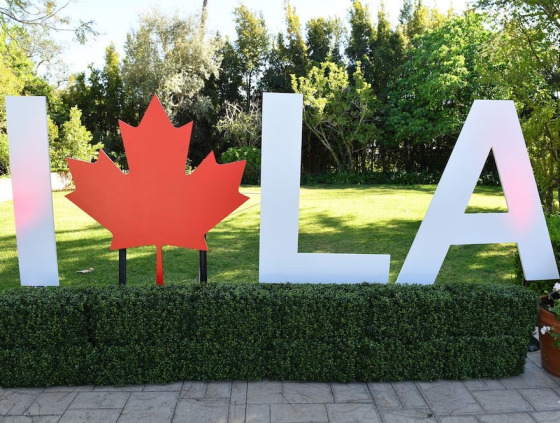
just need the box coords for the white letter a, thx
[397,100,559,284]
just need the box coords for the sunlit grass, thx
[0,185,517,291]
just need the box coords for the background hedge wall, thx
[0,283,537,387]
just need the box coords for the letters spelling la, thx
[259,94,559,284]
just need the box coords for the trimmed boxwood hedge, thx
[0,283,537,387]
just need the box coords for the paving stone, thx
[270,403,328,423]
[392,382,427,409]
[527,352,542,368]
[331,383,372,403]
[463,379,505,391]
[13,390,44,396]
[2,416,61,423]
[281,382,333,404]
[42,387,94,393]
[247,381,283,404]
[172,399,229,423]
[367,383,400,408]
[499,361,559,389]
[438,417,478,423]
[117,391,179,423]
[231,381,247,404]
[25,392,77,416]
[179,382,207,399]
[68,392,130,409]
[206,382,232,400]
[378,408,436,423]
[142,382,183,392]
[1,392,40,416]
[417,381,482,415]
[471,390,533,413]
[92,385,143,392]
[325,403,381,423]
[518,388,560,411]
[477,413,535,423]
[531,410,560,422]
[228,404,245,423]
[58,409,121,423]
[246,404,270,423]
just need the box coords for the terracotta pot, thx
[538,305,560,377]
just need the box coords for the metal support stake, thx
[119,248,126,285]
[198,235,207,284]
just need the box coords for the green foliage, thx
[49,106,102,172]
[305,17,344,65]
[387,12,494,172]
[260,3,312,94]
[301,170,501,186]
[233,4,269,109]
[293,62,378,172]
[221,146,261,184]
[216,102,261,148]
[0,283,536,387]
[346,0,375,79]
[476,1,560,214]
[121,9,221,125]
[0,25,31,132]
[0,134,9,174]
[0,1,96,43]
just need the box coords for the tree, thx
[306,17,344,65]
[346,0,375,80]
[476,0,560,213]
[50,106,102,171]
[0,23,66,174]
[0,24,32,147]
[279,2,309,79]
[101,44,125,154]
[122,9,221,125]
[370,9,405,101]
[233,4,268,110]
[292,61,378,172]
[368,9,407,171]
[211,39,244,107]
[399,0,448,47]
[261,2,310,94]
[387,12,494,172]
[216,101,261,148]
[0,0,95,42]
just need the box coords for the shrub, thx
[0,134,9,175]
[221,146,260,185]
[301,170,501,186]
[0,283,536,387]
[49,107,103,172]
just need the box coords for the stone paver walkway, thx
[1,351,560,422]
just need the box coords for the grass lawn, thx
[0,185,516,291]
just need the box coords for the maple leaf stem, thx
[156,245,164,286]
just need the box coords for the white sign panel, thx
[259,93,390,283]
[397,100,559,284]
[6,96,59,286]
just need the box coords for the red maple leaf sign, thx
[66,96,248,285]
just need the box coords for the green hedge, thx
[300,170,501,186]
[0,283,536,387]
[221,146,261,185]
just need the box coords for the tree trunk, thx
[200,0,208,32]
